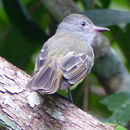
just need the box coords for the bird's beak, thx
[93,26,110,32]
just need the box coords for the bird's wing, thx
[34,44,48,73]
[60,51,93,90]
[28,45,62,94]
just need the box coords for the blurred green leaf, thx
[110,25,130,69]
[81,0,93,9]
[84,9,130,26]
[115,125,127,130]
[109,0,130,11]
[2,0,47,42]
[0,0,50,72]
[99,0,111,8]
[101,92,130,125]
[0,29,38,71]
[89,93,112,120]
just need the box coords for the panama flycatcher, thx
[28,14,109,94]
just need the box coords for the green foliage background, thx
[0,0,130,129]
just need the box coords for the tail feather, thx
[28,60,62,94]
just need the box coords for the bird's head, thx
[56,14,109,45]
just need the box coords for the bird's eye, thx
[81,21,86,26]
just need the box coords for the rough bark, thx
[0,57,113,130]
[40,0,130,94]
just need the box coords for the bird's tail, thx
[27,59,62,94]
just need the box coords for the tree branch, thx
[0,57,113,129]
[92,33,130,93]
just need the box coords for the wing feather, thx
[35,45,48,73]
[60,51,93,89]
[28,45,62,94]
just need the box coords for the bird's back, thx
[44,32,94,59]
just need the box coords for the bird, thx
[28,13,109,96]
